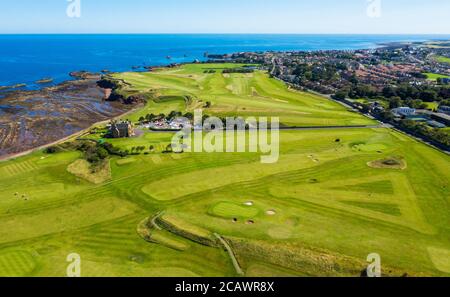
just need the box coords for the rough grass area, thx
[67,159,111,184]
[156,214,217,247]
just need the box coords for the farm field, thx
[0,64,449,277]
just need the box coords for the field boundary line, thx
[151,211,164,231]
[214,233,244,276]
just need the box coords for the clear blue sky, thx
[1,0,449,34]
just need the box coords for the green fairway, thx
[112,64,375,127]
[423,72,450,81]
[434,55,450,65]
[210,202,260,219]
[0,64,449,277]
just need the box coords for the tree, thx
[420,90,437,102]
[334,89,348,100]
[97,147,109,160]
[184,112,194,120]
[389,97,402,109]
[349,74,359,85]
[45,146,61,154]
[382,86,397,98]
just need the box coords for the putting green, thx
[0,250,38,277]
[210,202,259,219]
[67,159,112,184]
[112,64,376,127]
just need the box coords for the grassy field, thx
[113,64,375,127]
[424,102,440,110]
[434,55,450,65]
[423,72,450,81]
[0,64,449,277]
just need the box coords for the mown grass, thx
[423,72,450,81]
[434,55,450,65]
[0,64,448,276]
[113,64,375,127]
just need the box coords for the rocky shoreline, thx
[0,73,135,157]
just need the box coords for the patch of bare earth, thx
[368,156,407,170]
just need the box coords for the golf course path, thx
[214,233,244,276]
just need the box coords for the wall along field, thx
[0,64,449,276]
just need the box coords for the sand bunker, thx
[246,220,255,225]
[266,210,276,216]
[308,155,319,163]
[368,156,407,170]
[244,201,254,206]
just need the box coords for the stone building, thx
[109,120,134,138]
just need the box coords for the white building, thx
[392,107,416,117]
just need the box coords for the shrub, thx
[45,146,61,154]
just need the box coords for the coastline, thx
[2,34,447,88]
[0,74,135,159]
[0,103,143,162]
[0,38,446,162]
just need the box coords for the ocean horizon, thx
[1,34,450,89]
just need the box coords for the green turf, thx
[0,64,449,277]
[112,64,376,127]
[424,102,439,110]
[210,202,259,219]
[434,55,450,65]
[423,72,450,81]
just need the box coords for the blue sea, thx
[1,34,449,89]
